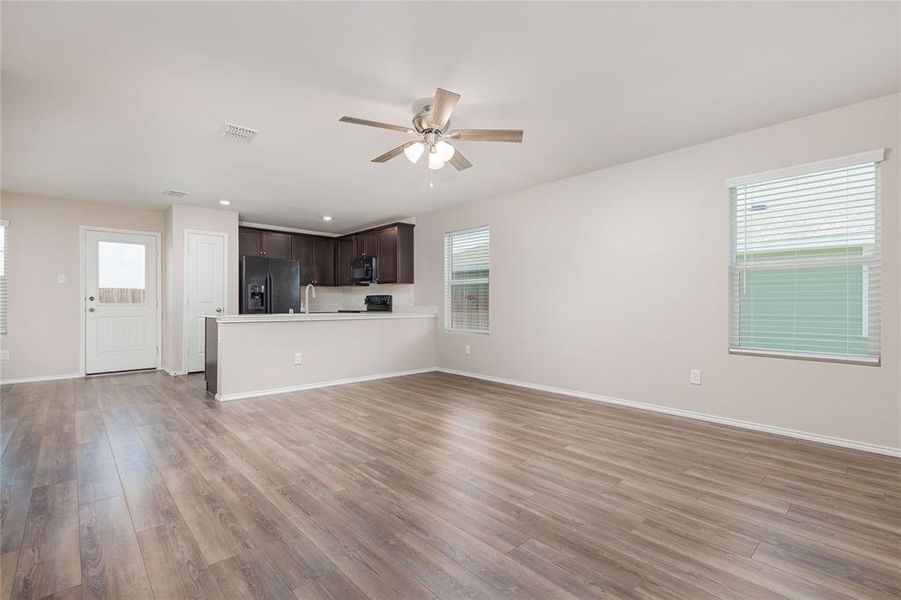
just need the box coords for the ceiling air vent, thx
[220,122,259,143]
[164,189,190,197]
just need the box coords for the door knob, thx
[88,307,95,312]
[216,307,223,313]
[88,296,95,301]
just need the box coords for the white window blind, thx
[728,153,883,364]
[0,220,7,335]
[445,226,489,334]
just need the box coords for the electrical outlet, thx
[294,353,303,365]
[1,350,9,361]
[690,369,702,385]
[464,344,471,356]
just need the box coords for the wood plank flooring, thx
[1,370,899,599]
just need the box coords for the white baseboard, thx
[0,372,83,385]
[436,368,901,458]
[215,367,438,402]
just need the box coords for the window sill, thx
[445,329,489,336]
[729,348,880,366]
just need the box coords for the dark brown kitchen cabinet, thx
[239,228,292,258]
[241,222,413,286]
[313,237,336,286]
[291,235,316,285]
[354,230,378,257]
[261,231,292,259]
[291,234,335,286]
[336,237,354,286]
[377,224,414,284]
[239,228,262,257]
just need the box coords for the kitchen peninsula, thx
[205,310,437,401]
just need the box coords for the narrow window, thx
[445,226,490,334]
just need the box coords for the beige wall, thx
[0,193,165,381]
[414,94,900,450]
[215,316,437,399]
[163,204,239,374]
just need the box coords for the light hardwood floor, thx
[1,370,899,599]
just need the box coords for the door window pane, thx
[98,241,146,303]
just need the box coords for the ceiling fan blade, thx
[339,116,414,134]
[449,150,473,171]
[371,141,418,163]
[428,88,460,131]
[447,129,523,143]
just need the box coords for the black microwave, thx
[351,255,378,285]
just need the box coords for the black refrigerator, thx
[240,256,301,314]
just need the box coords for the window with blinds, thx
[445,226,489,334]
[728,150,883,364]
[0,220,7,335]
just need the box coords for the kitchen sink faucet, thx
[303,283,316,314]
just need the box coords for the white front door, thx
[84,229,159,374]
[185,231,226,373]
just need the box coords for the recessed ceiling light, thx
[322,215,333,222]
[219,199,231,206]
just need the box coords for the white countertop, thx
[212,309,437,324]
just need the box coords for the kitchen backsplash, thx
[307,283,414,312]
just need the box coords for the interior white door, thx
[84,230,159,374]
[185,231,226,373]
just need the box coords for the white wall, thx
[163,204,239,374]
[0,193,165,381]
[414,94,900,451]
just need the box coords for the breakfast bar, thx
[204,311,437,401]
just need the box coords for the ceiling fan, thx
[339,88,523,171]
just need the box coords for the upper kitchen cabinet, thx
[313,237,336,286]
[239,227,292,259]
[261,231,292,258]
[336,237,354,286]
[239,228,262,257]
[291,234,336,286]
[377,224,414,284]
[291,235,316,285]
[241,222,413,286]
[354,230,378,257]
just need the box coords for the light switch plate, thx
[294,353,303,365]
[690,369,702,385]
[57,274,66,284]
[1,350,9,361]
[465,344,471,356]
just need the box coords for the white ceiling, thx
[2,2,898,233]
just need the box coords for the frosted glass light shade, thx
[434,140,455,162]
[428,151,445,170]
[404,142,425,163]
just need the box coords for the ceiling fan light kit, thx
[403,141,425,163]
[339,87,523,173]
